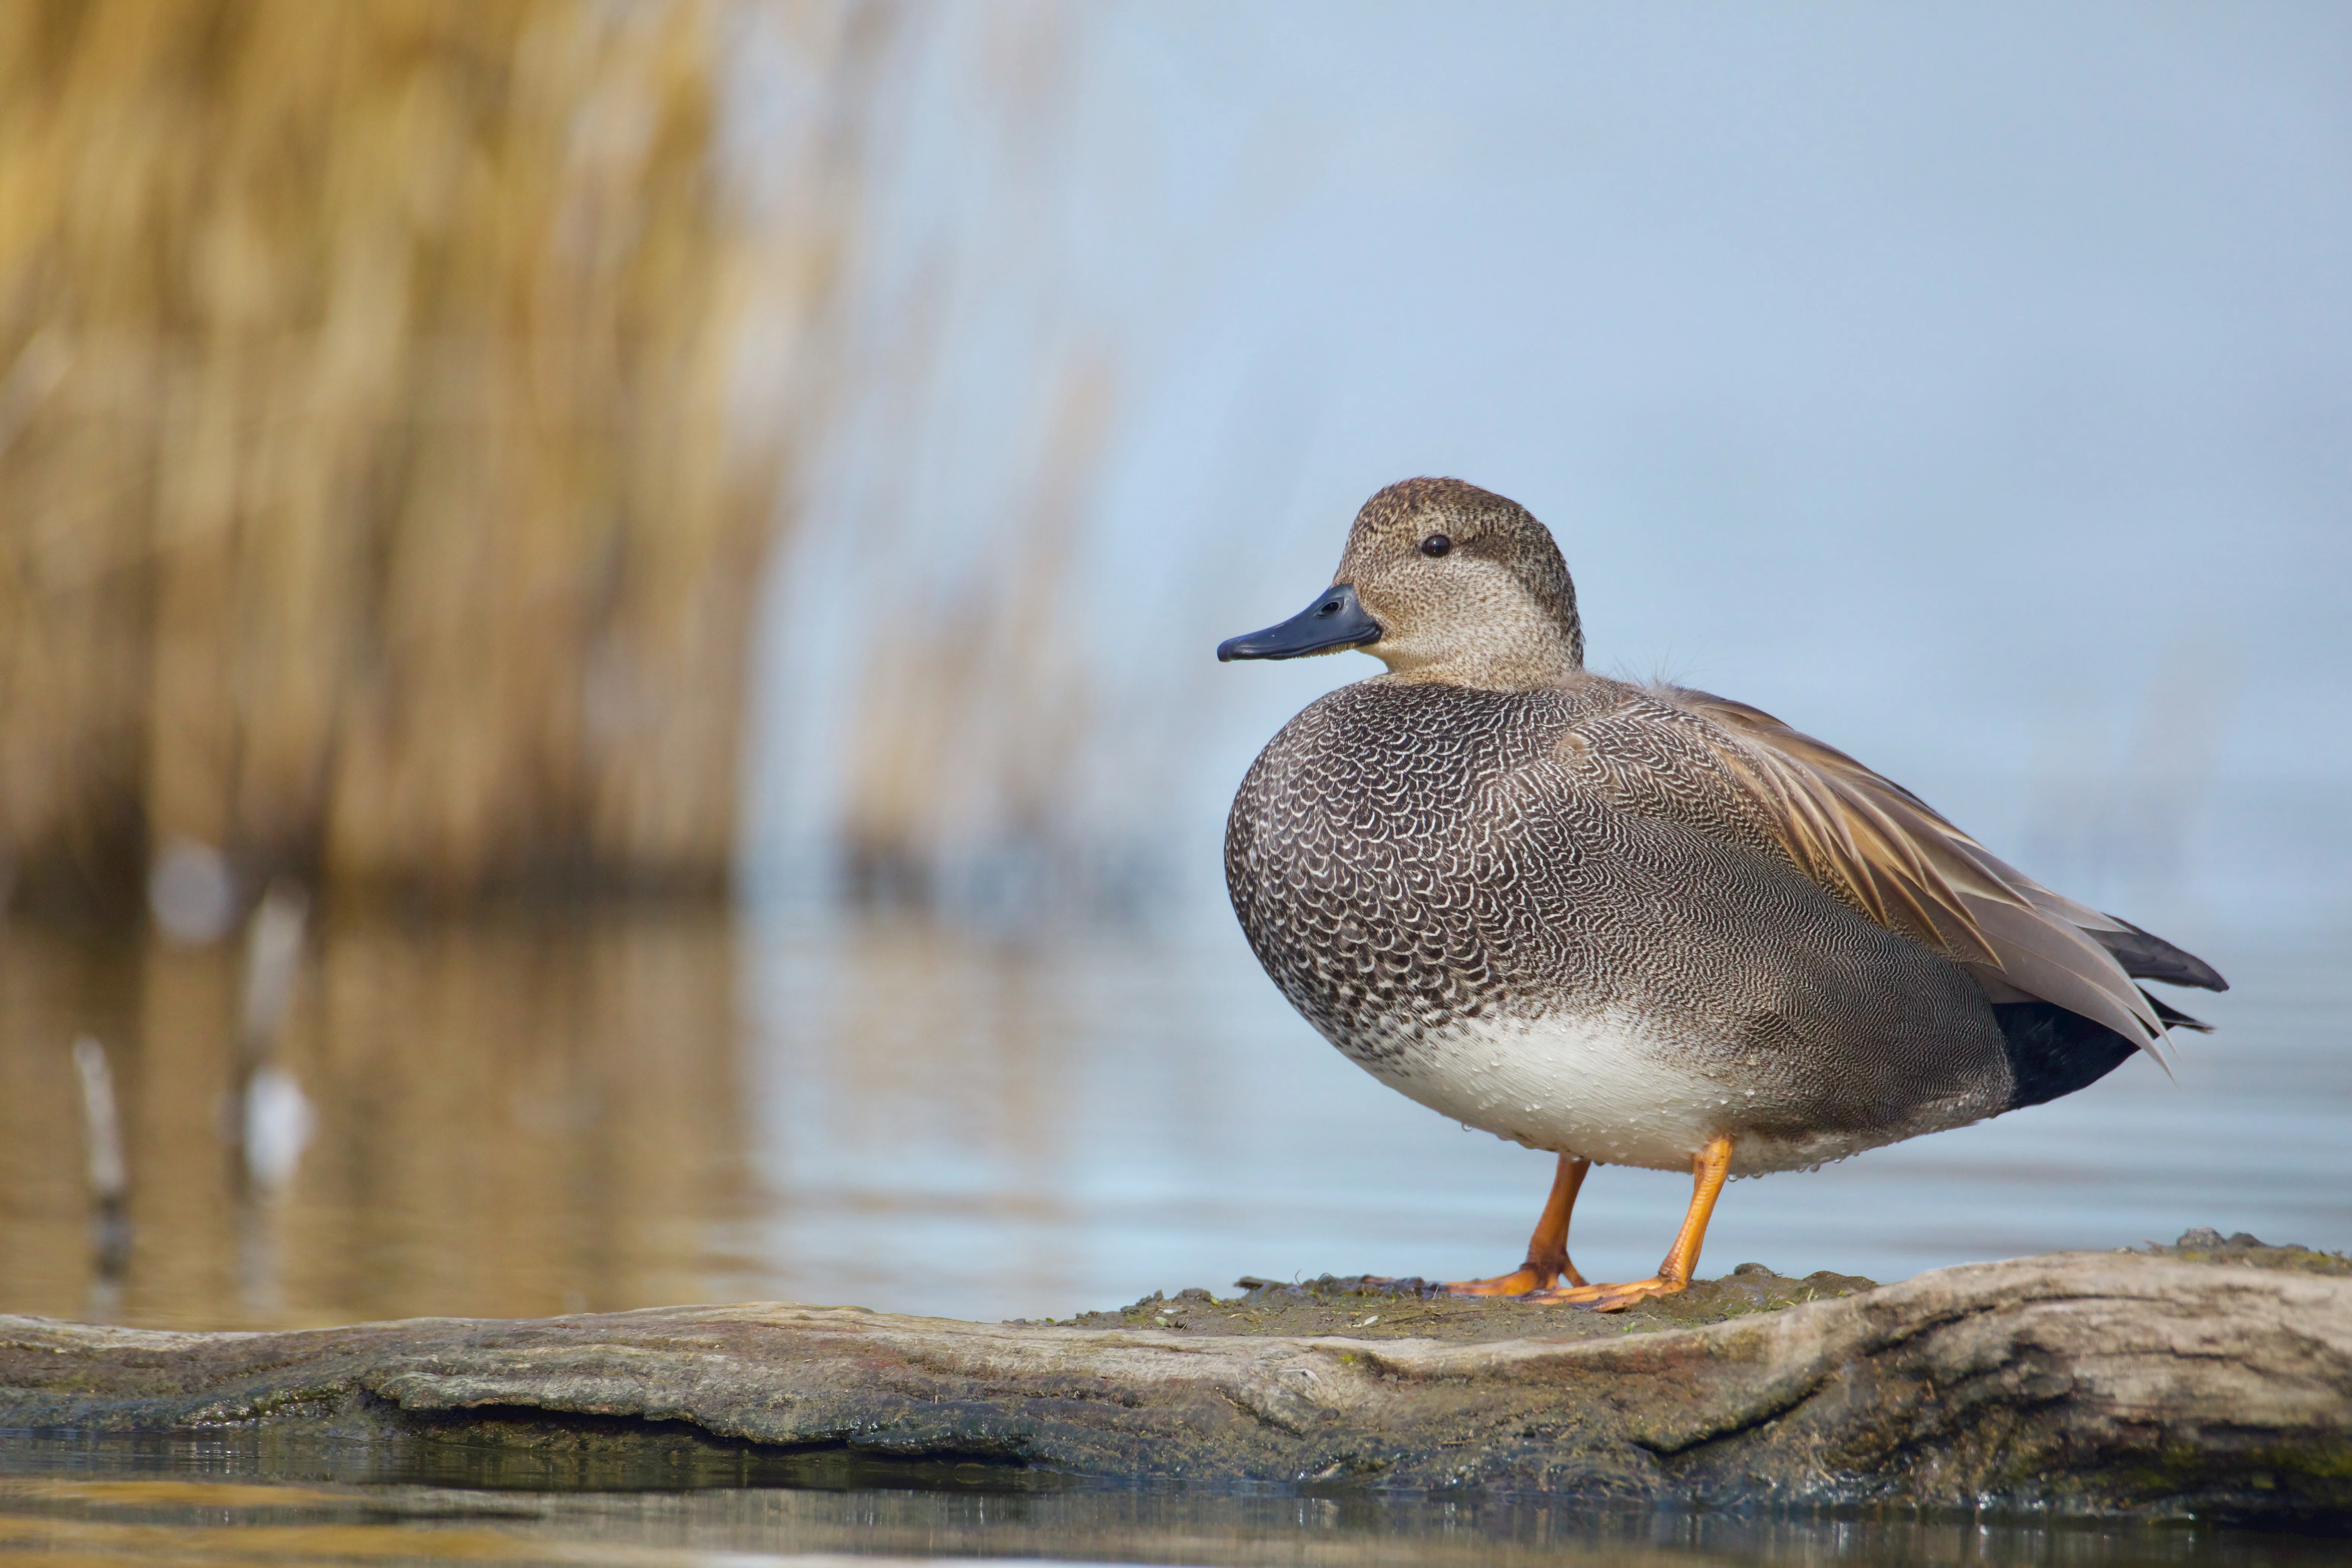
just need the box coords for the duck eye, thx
[1420,534,1452,558]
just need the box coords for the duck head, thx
[1218,477,1585,690]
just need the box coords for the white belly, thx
[1335,1009,1925,1174]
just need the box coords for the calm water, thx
[0,907,2346,1327]
[1,1428,2347,1567]
[1,907,2346,1565]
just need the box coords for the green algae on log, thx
[3,1249,2348,1522]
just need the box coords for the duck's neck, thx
[1368,616,1586,692]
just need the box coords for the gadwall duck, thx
[1219,478,2224,1310]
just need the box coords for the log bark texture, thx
[3,1253,2347,1519]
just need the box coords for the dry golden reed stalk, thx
[0,0,886,913]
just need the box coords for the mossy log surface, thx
[4,1250,2347,1520]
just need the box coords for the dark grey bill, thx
[1217,583,1383,662]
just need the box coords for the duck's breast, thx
[1226,680,2018,1172]
[1224,681,1554,1057]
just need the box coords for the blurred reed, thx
[837,349,1121,912]
[0,0,889,916]
[785,2,1159,920]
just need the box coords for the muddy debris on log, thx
[2150,1229,2352,1275]
[1021,1263,1880,1341]
[1025,1228,2352,1341]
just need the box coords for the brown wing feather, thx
[1664,687,2168,1058]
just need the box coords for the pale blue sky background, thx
[749,1,2352,938]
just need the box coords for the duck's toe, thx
[1445,1258,1587,1297]
[1527,1274,1686,1313]
[1446,1268,1540,1297]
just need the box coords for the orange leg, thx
[1447,1154,1592,1296]
[1533,1135,1733,1312]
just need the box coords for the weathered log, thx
[3,1251,2347,1520]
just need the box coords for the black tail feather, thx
[2147,990,2213,1033]
[1996,982,2214,1110]
[2094,916,2228,992]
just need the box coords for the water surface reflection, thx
[0,913,752,1328]
[3,1451,2347,1568]
[0,908,2345,1329]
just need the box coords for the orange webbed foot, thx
[1446,1154,1592,1298]
[1444,1259,1588,1298]
[1526,1274,1687,1313]
[1528,1135,1735,1314]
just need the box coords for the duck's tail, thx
[2090,915,2228,997]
